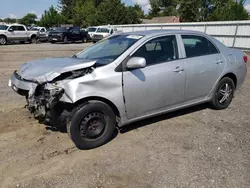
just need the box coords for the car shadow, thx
[42,103,209,137]
[119,103,209,134]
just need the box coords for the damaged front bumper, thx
[9,71,64,120]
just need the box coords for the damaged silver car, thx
[9,30,247,149]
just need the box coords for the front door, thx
[181,35,225,101]
[123,35,185,119]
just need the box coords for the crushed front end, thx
[9,71,65,122]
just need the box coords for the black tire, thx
[211,77,235,110]
[63,36,68,44]
[82,37,87,43]
[50,41,55,44]
[0,35,7,45]
[20,41,25,44]
[67,101,116,149]
[30,36,37,44]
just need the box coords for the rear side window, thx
[132,35,179,66]
[16,26,25,31]
[182,35,219,58]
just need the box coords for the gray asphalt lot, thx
[0,43,249,188]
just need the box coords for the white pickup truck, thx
[0,24,38,45]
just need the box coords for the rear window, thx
[182,35,219,58]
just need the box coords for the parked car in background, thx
[48,27,90,43]
[92,26,119,43]
[0,24,38,45]
[29,27,48,42]
[86,27,98,39]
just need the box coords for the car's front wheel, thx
[0,36,7,45]
[211,77,235,110]
[67,101,116,149]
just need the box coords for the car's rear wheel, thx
[0,36,7,45]
[67,101,116,149]
[82,37,87,43]
[211,77,235,110]
[63,36,68,44]
[30,36,37,44]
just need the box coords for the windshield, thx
[97,28,109,33]
[0,25,8,30]
[30,28,39,31]
[54,27,68,32]
[76,34,143,66]
[87,27,97,32]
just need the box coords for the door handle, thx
[215,60,223,64]
[173,66,184,73]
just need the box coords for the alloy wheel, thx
[218,83,233,104]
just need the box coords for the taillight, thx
[243,55,248,63]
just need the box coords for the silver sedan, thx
[9,30,247,149]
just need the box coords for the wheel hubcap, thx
[218,83,232,104]
[80,112,106,139]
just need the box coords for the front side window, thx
[9,26,15,31]
[182,35,219,58]
[132,35,179,66]
[40,28,45,32]
[76,34,143,66]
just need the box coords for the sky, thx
[1,0,250,19]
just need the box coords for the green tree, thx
[133,4,145,18]
[208,0,248,21]
[3,18,17,23]
[96,0,141,25]
[39,6,64,27]
[73,0,98,27]
[149,0,249,21]
[58,0,77,23]
[19,13,37,26]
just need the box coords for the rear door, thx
[181,35,225,101]
[69,28,81,40]
[16,26,28,40]
[39,28,46,40]
[123,35,185,119]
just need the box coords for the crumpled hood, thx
[18,57,96,83]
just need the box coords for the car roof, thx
[123,29,206,37]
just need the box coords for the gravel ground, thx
[0,43,249,188]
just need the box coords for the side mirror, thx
[126,57,146,69]
[8,28,13,32]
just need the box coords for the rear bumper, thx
[9,71,38,96]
